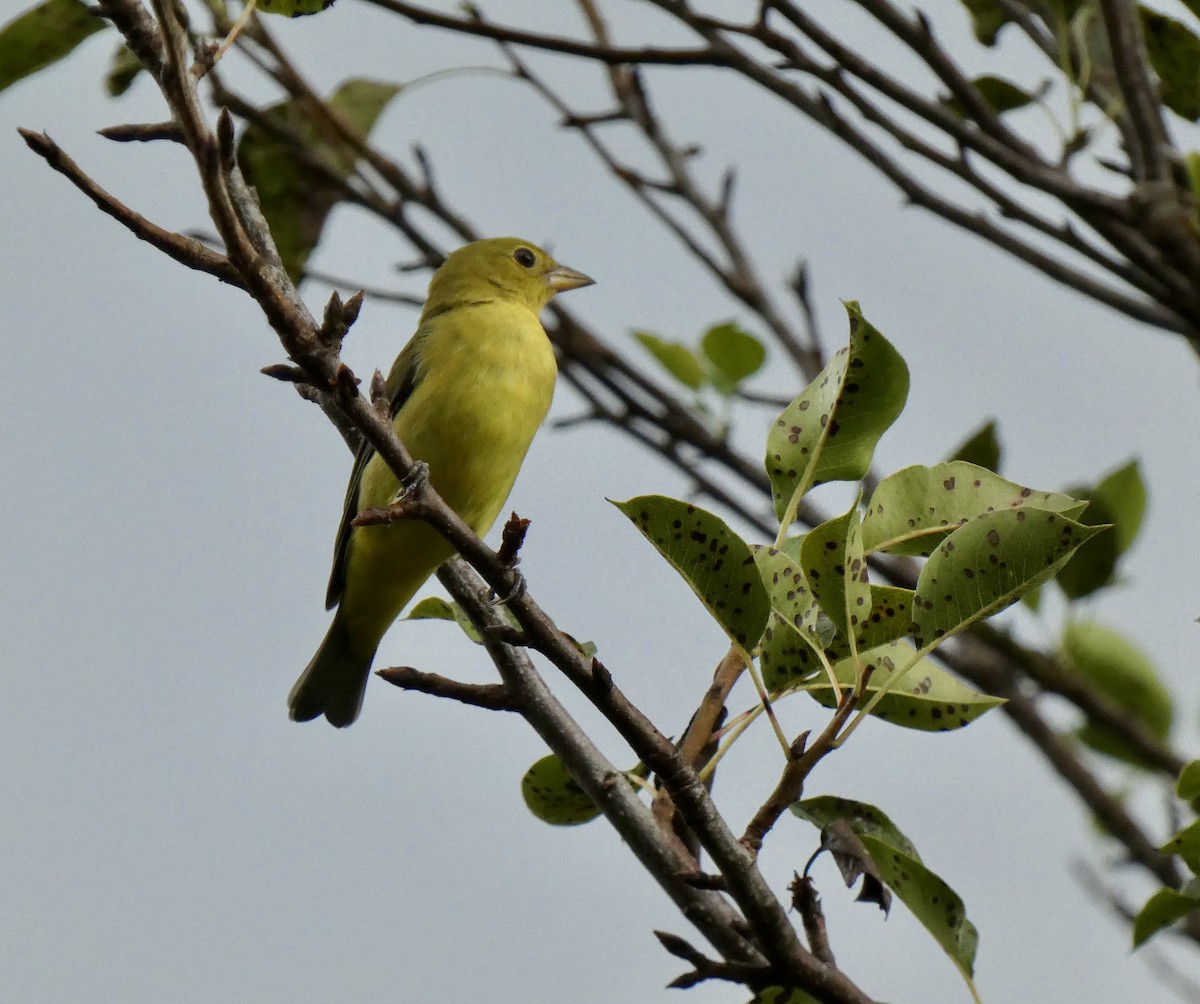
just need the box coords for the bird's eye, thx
[513,247,537,269]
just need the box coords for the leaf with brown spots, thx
[793,796,979,978]
[521,753,602,826]
[799,501,869,642]
[855,585,917,650]
[765,302,908,526]
[793,795,920,859]
[751,545,819,640]
[911,508,1106,649]
[862,462,1086,557]
[805,640,1004,731]
[758,612,823,692]
[612,495,770,652]
[859,834,979,979]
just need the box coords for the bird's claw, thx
[390,461,430,504]
[492,571,527,606]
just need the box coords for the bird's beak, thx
[545,264,595,293]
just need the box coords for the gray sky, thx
[3,2,1200,1002]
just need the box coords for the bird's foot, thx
[393,461,430,502]
[492,571,527,606]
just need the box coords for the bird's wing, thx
[324,333,426,609]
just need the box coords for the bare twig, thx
[18,129,243,287]
[375,666,517,711]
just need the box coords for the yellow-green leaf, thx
[765,303,908,524]
[257,0,337,16]
[521,754,601,826]
[911,509,1106,649]
[612,495,770,651]
[633,331,706,390]
[806,640,1004,731]
[862,463,1085,557]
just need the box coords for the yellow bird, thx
[289,237,594,726]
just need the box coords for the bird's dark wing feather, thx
[324,333,426,609]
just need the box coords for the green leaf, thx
[911,509,1106,650]
[794,797,977,978]
[944,76,1034,117]
[633,331,706,390]
[612,495,770,651]
[861,834,978,978]
[1176,760,1200,801]
[701,321,766,393]
[1141,8,1200,121]
[1134,883,1200,948]
[947,419,1001,473]
[806,641,1005,731]
[404,596,483,643]
[0,0,106,94]
[861,462,1086,557]
[1063,621,1172,767]
[751,545,819,639]
[856,585,917,650]
[799,502,869,640]
[238,78,402,281]
[1054,490,1117,599]
[960,0,1012,45]
[1095,458,1146,555]
[1187,151,1200,197]
[105,42,142,98]
[793,796,921,861]
[257,0,337,16]
[751,546,825,692]
[766,302,909,523]
[759,613,823,692]
[1054,459,1142,599]
[521,754,601,826]
[1161,819,1200,874]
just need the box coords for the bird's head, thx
[427,237,594,315]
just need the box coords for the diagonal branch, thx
[18,129,243,287]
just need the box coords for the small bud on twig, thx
[217,108,236,173]
[497,512,530,568]
[333,362,360,398]
[260,363,310,384]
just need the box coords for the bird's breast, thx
[360,302,557,533]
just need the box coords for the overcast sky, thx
[4,2,1200,1002]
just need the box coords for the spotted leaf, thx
[759,613,823,692]
[612,495,769,651]
[521,754,601,826]
[862,462,1085,557]
[861,834,978,978]
[794,797,978,977]
[792,796,920,860]
[911,508,1106,649]
[805,640,1004,731]
[765,303,908,525]
[799,501,869,641]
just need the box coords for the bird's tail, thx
[288,614,375,727]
